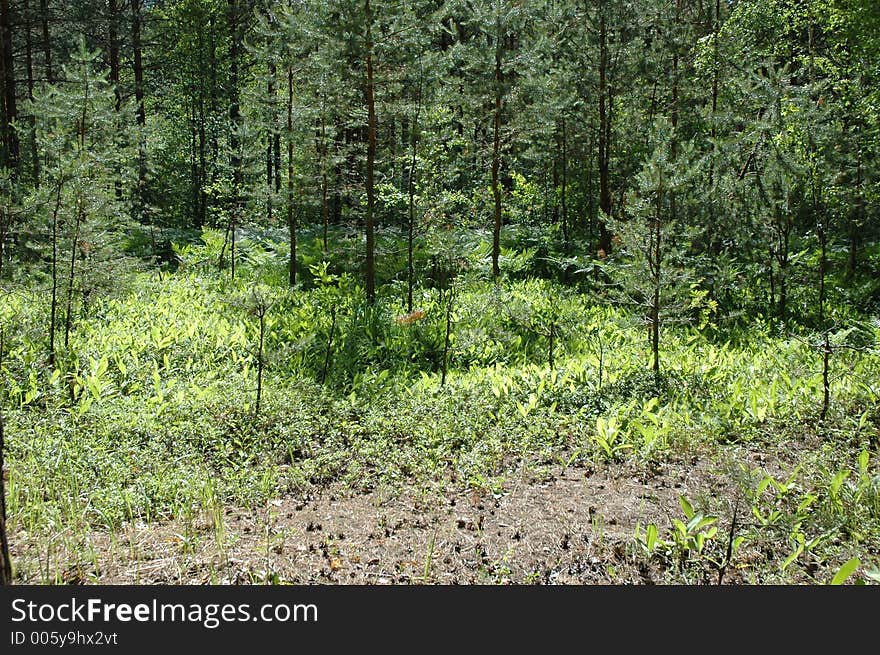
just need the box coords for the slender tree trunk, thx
[255,305,266,417]
[818,222,826,325]
[820,331,830,422]
[23,3,32,91]
[190,99,200,227]
[0,327,12,585]
[108,1,121,110]
[319,103,329,252]
[131,0,147,223]
[48,175,64,367]
[108,0,123,199]
[0,0,19,174]
[778,257,787,321]
[490,14,503,279]
[0,205,5,279]
[597,11,612,255]
[228,0,241,280]
[65,73,90,350]
[266,28,277,224]
[287,66,296,287]
[364,0,377,304]
[775,213,789,322]
[668,2,680,236]
[132,0,145,125]
[208,14,220,195]
[196,98,207,228]
[194,23,207,229]
[586,129,595,240]
[708,0,720,190]
[39,0,52,82]
[332,127,342,225]
[560,118,568,250]
[24,0,39,187]
[273,128,281,193]
[651,190,662,375]
[64,197,83,350]
[407,76,422,313]
[441,289,454,387]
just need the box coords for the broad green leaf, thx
[781,543,803,571]
[646,523,658,553]
[679,495,695,520]
[756,476,774,496]
[829,557,860,586]
[830,470,849,498]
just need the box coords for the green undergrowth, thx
[2,243,879,583]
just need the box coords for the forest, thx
[0,0,878,585]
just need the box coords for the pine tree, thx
[27,38,137,356]
[612,118,708,375]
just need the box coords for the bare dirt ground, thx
[13,445,785,585]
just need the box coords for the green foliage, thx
[2,0,880,585]
[635,495,724,571]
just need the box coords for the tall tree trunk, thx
[586,129,595,240]
[0,327,12,585]
[131,0,147,227]
[319,105,329,252]
[273,126,281,193]
[818,220,826,325]
[0,0,19,175]
[64,197,83,350]
[0,201,5,278]
[108,1,121,110]
[364,0,377,304]
[332,126,343,225]
[227,0,242,280]
[287,66,296,287]
[194,17,208,229]
[266,24,278,224]
[196,96,206,228]
[441,288,454,387]
[108,1,123,198]
[407,75,422,313]
[48,174,64,367]
[190,98,200,227]
[39,0,52,82]
[560,118,569,250]
[131,2,145,123]
[597,11,612,255]
[255,303,266,417]
[490,12,503,279]
[208,14,220,194]
[706,0,720,251]
[775,210,789,322]
[65,73,90,350]
[651,190,662,375]
[24,0,39,186]
[23,1,32,94]
[708,0,719,189]
[668,0,682,235]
